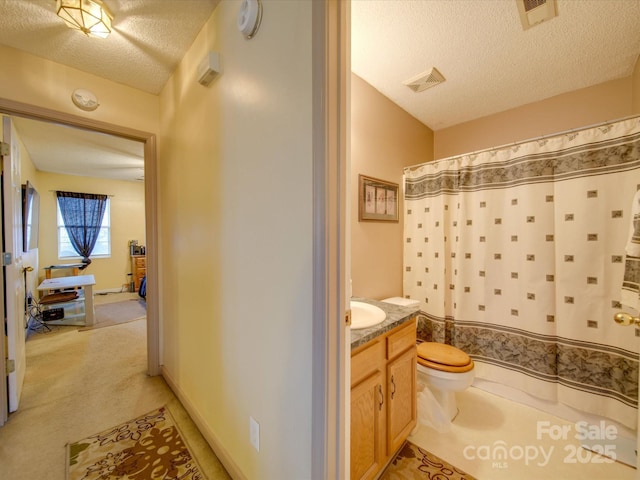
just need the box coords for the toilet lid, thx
[417,342,471,367]
[418,357,475,373]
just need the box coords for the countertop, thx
[350,297,420,350]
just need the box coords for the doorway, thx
[0,97,160,425]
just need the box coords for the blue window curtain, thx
[56,191,108,269]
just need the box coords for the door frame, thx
[311,0,349,478]
[0,97,160,425]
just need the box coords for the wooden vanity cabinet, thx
[387,347,417,453]
[351,368,385,480]
[350,318,417,480]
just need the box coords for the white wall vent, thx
[516,0,557,30]
[404,67,446,93]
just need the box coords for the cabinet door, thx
[386,346,417,454]
[351,371,385,480]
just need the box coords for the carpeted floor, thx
[381,441,477,480]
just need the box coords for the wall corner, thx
[633,54,640,115]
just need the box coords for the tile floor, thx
[409,385,636,480]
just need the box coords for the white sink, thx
[350,301,386,330]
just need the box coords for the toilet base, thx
[429,386,459,421]
[417,361,474,423]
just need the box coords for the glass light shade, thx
[56,0,113,39]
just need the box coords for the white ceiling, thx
[0,0,639,181]
[352,0,640,130]
[11,117,145,182]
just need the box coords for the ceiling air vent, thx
[404,67,446,93]
[516,0,557,30]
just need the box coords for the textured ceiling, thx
[0,0,219,95]
[352,0,640,130]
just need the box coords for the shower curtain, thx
[404,117,640,429]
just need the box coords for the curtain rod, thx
[406,113,640,172]
[49,190,114,197]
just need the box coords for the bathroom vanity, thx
[350,299,418,480]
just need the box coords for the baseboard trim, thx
[94,288,128,294]
[161,366,246,480]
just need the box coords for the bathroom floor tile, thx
[409,386,635,480]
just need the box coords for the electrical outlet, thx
[249,416,260,452]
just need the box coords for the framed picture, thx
[359,175,399,222]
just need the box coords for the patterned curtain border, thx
[405,130,640,199]
[418,313,638,359]
[417,314,638,408]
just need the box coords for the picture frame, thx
[358,174,399,222]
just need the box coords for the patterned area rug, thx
[381,441,477,480]
[66,406,206,480]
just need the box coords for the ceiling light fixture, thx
[56,0,113,39]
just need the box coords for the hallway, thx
[0,295,230,480]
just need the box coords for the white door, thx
[2,116,26,412]
[0,121,5,425]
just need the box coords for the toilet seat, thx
[417,342,474,373]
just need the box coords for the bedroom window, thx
[57,197,111,259]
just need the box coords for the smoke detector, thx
[516,0,557,30]
[403,67,446,93]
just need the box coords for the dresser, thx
[131,255,146,292]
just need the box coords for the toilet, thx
[416,342,474,421]
[382,297,475,421]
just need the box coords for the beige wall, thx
[435,76,635,159]
[0,44,159,134]
[633,55,640,114]
[158,2,313,479]
[350,74,433,300]
[35,172,145,292]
